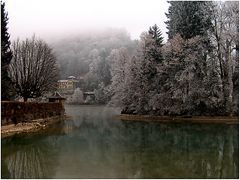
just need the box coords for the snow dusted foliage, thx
[165,1,213,40]
[108,48,130,107]
[94,82,109,104]
[84,50,101,91]
[88,50,101,74]
[111,32,162,114]
[160,35,223,115]
[210,1,239,115]
[84,48,112,103]
[112,31,237,115]
[67,88,84,104]
[108,2,238,116]
[148,24,164,62]
[148,0,238,115]
[134,33,159,114]
[73,88,84,103]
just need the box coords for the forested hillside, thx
[51,29,136,79]
[51,29,137,103]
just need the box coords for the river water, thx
[1,105,239,178]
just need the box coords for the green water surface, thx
[1,105,239,178]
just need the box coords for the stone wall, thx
[1,101,65,125]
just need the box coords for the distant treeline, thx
[51,29,137,104]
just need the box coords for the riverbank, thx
[117,114,238,124]
[1,116,66,138]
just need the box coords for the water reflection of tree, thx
[2,135,61,179]
[54,106,129,178]
[14,104,235,179]
[64,117,238,179]
[119,123,238,179]
[219,125,238,178]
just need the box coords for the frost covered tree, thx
[84,51,101,91]
[94,82,109,104]
[210,1,239,115]
[86,49,111,85]
[114,55,141,114]
[109,29,165,114]
[108,48,130,106]
[165,1,213,40]
[165,1,214,70]
[148,24,164,62]
[160,35,222,115]
[108,1,238,116]
[118,32,164,114]
[10,36,59,102]
[97,49,112,86]
[68,88,84,104]
[85,48,112,104]
[118,33,232,115]
[134,33,159,114]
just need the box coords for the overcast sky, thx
[5,0,169,41]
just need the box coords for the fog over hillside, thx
[6,0,169,41]
[50,28,137,79]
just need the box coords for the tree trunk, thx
[224,40,233,116]
[23,97,28,102]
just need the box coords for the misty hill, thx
[50,29,137,79]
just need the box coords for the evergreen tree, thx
[165,1,213,40]
[1,2,14,100]
[122,33,160,114]
[148,24,164,47]
[147,24,164,62]
[165,1,180,40]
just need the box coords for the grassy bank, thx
[116,114,238,124]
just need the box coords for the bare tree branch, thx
[9,36,59,102]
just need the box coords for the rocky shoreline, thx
[116,114,239,124]
[1,116,65,138]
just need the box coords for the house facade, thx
[57,79,79,93]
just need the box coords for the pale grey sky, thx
[5,0,169,41]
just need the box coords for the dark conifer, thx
[1,2,14,100]
[148,24,164,47]
[148,24,164,63]
[165,1,213,40]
